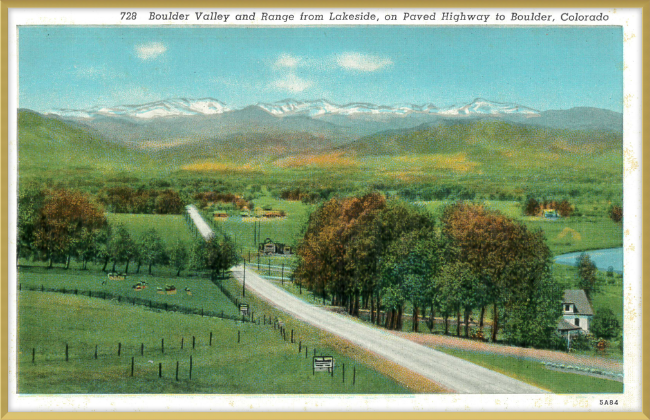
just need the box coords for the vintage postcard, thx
[4,4,646,416]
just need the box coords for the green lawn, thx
[435,347,623,394]
[106,213,195,246]
[18,265,240,318]
[18,291,411,394]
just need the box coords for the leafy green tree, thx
[107,225,137,273]
[576,253,599,299]
[169,240,189,276]
[590,308,621,340]
[501,274,563,348]
[17,187,46,260]
[139,229,168,274]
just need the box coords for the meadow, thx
[106,213,195,246]
[18,291,411,394]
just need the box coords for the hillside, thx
[17,110,151,175]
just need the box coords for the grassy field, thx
[18,266,240,318]
[106,213,195,246]
[435,347,623,394]
[18,291,411,394]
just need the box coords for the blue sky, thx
[19,26,623,112]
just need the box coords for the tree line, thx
[294,193,565,349]
[18,188,238,276]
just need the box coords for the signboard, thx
[239,304,249,316]
[313,356,334,373]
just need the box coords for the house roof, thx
[557,319,583,331]
[562,289,594,316]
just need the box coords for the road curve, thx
[231,265,549,394]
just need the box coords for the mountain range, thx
[36,98,623,147]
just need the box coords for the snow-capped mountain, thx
[46,98,230,119]
[438,98,540,116]
[44,97,540,120]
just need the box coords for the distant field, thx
[203,196,314,252]
[106,213,194,246]
[417,200,623,256]
[18,291,411,394]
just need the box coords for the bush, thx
[590,308,621,340]
[569,332,595,351]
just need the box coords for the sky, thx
[18,26,623,112]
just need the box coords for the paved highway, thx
[231,265,549,394]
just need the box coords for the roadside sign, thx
[239,304,249,315]
[313,356,334,373]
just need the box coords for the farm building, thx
[543,209,559,219]
[213,211,228,219]
[258,238,293,255]
[558,289,594,346]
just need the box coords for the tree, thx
[523,196,540,216]
[17,187,46,260]
[501,274,563,348]
[154,189,184,214]
[576,253,599,298]
[169,240,189,276]
[590,308,621,340]
[139,229,167,274]
[441,202,552,342]
[32,189,107,268]
[107,225,137,273]
[609,204,622,223]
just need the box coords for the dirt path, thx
[231,265,549,394]
[394,331,623,373]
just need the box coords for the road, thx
[186,205,215,241]
[231,265,549,394]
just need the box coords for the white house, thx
[557,289,594,346]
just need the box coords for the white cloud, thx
[336,52,393,72]
[274,53,302,69]
[135,42,167,61]
[271,73,313,93]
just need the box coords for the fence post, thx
[118,342,121,356]
[181,338,184,350]
[192,336,195,349]
[353,367,356,385]
[176,361,179,381]
[131,357,134,377]
[342,363,345,383]
[161,338,164,354]
[238,331,240,343]
[94,345,98,359]
[291,329,294,343]
[141,343,144,356]
[209,332,213,346]
[282,263,284,285]
[189,356,193,380]
[32,348,35,363]
[159,363,162,378]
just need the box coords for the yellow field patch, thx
[396,153,479,173]
[181,161,260,173]
[557,227,582,241]
[275,152,357,168]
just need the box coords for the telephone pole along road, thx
[230,265,549,394]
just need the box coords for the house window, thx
[564,304,571,312]
[574,318,580,327]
